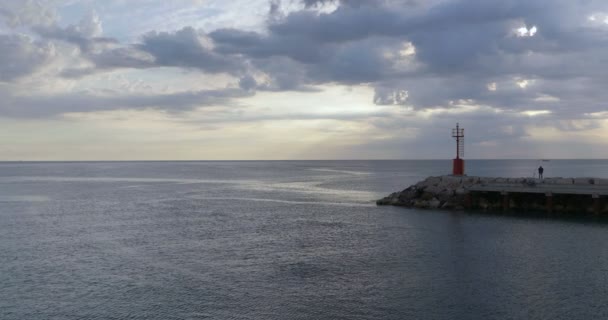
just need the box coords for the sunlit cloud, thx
[516,78,535,89]
[534,94,560,102]
[585,111,608,118]
[515,25,538,37]
[521,110,551,117]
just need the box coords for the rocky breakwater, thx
[376,175,484,209]
[377,175,608,214]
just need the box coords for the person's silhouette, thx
[538,166,544,179]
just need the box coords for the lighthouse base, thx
[453,158,465,176]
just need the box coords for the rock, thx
[441,201,455,209]
[424,185,443,195]
[455,187,467,195]
[418,177,441,189]
[426,176,442,185]
[437,189,454,202]
[465,177,480,184]
[420,192,434,201]
[413,200,429,208]
[477,198,489,210]
[429,198,441,209]
[376,194,399,205]
[398,188,417,202]
[442,176,462,185]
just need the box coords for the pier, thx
[465,178,608,214]
[376,124,608,215]
[377,176,608,215]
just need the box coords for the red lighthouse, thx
[452,123,465,176]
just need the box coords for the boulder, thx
[428,198,441,209]
[425,185,443,195]
[478,177,492,184]
[442,176,462,185]
[413,200,429,208]
[455,187,467,195]
[420,192,435,201]
[441,201,455,209]
[419,176,441,188]
[436,189,454,202]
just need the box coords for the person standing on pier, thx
[538,166,544,179]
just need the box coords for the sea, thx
[1,160,607,320]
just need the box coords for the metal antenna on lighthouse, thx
[451,123,465,175]
[452,123,464,159]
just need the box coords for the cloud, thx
[301,0,385,9]
[33,11,116,53]
[0,87,251,118]
[137,26,245,75]
[0,34,56,82]
[52,25,246,78]
[238,0,608,120]
[3,0,608,136]
[210,27,328,64]
[0,0,57,28]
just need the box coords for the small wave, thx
[0,176,255,185]
[188,196,374,207]
[0,195,50,202]
[309,168,371,176]
[244,181,379,202]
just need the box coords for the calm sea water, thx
[1,160,608,319]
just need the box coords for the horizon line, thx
[0,158,606,163]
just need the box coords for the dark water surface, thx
[1,160,608,319]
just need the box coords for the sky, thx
[1,0,608,160]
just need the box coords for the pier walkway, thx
[468,183,608,196]
[465,178,608,214]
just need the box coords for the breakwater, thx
[377,175,608,215]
